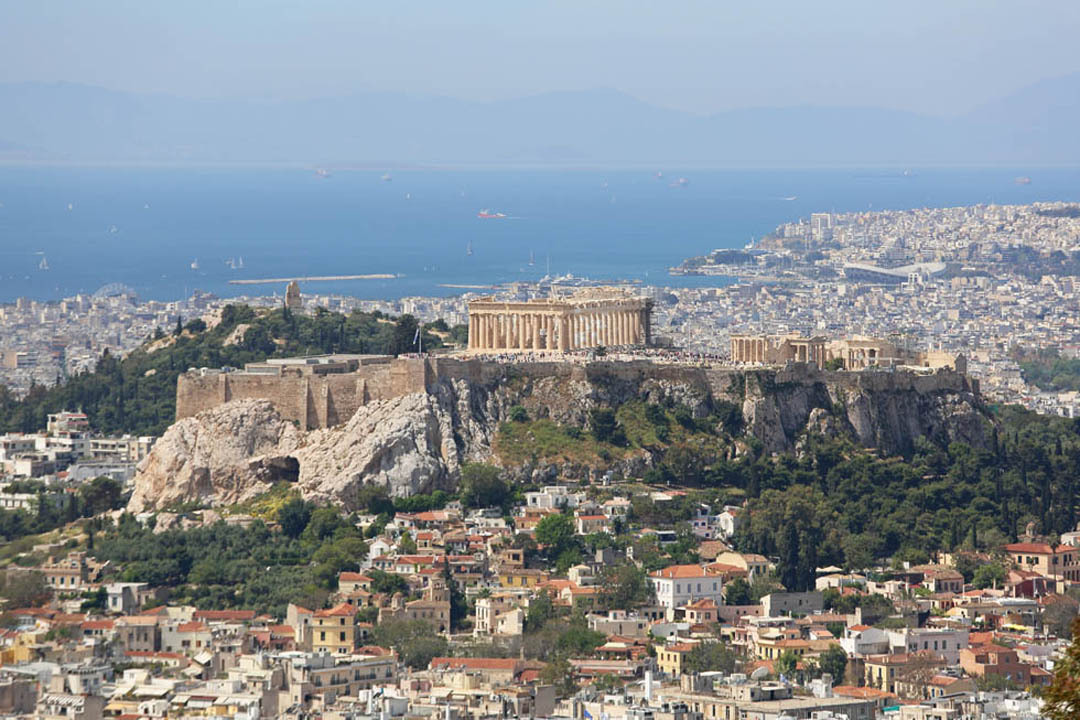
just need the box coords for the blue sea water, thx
[1,166,1079,304]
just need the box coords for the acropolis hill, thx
[147,353,987,510]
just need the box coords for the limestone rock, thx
[128,399,301,511]
[295,392,462,506]
[129,363,990,511]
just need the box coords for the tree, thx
[816,644,847,684]
[372,619,448,669]
[508,405,529,423]
[367,569,409,596]
[724,577,752,606]
[535,514,576,558]
[972,562,1006,590]
[666,443,707,485]
[526,591,554,632]
[390,314,421,355]
[598,564,653,610]
[278,498,313,539]
[540,658,578,697]
[78,476,124,516]
[775,650,798,677]
[684,642,738,674]
[1045,598,1080,639]
[0,571,49,607]
[459,464,510,509]
[1043,618,1080,720]
[354,484,395,515]
[589,408,618,443]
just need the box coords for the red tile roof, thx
[651,564,710,579]
[339,572,373,582]
[314,603,356,618]
[1004,543,1056,554]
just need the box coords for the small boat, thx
[670,177,689,188]
[66,203,73,211]
[108,225,119,233]
[237,256,244,269]
[381,173,392,182]
[315,168,331,178]
[190,258,200,271]
[1015,176,1032,185]
[477,209,506,219]
[39,256,49,271]
[528,250,535,266]
[466,240,473,256]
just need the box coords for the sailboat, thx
[466,240,473,256]
[38,256,49,271]
[528,250,535,266]
[237,256,244,269]
[190,258,200,271]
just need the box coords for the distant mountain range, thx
[1,75,1078,167]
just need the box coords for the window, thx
[320,632,326,641]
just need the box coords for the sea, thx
[2,166,1079,304]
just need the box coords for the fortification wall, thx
[177,355,977,432]
[177,358,431,429]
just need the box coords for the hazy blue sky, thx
[3,1,1078,115]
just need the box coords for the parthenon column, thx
[559,315,569,351]
[518,314,527,350]
[532,314,541,350]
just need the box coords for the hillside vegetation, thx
[0,305,456,437]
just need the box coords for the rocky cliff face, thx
[128,363,990,511]
[128,399,302,511]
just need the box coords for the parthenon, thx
[468,289,652,352]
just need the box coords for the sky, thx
[2,0,1079,116]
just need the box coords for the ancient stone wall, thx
[177,355,979,435]
[177,359,430,430]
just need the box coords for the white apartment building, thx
[649,565,726,610]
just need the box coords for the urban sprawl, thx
[0,202,1079,720]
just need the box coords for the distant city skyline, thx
[3,1,1079,116]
